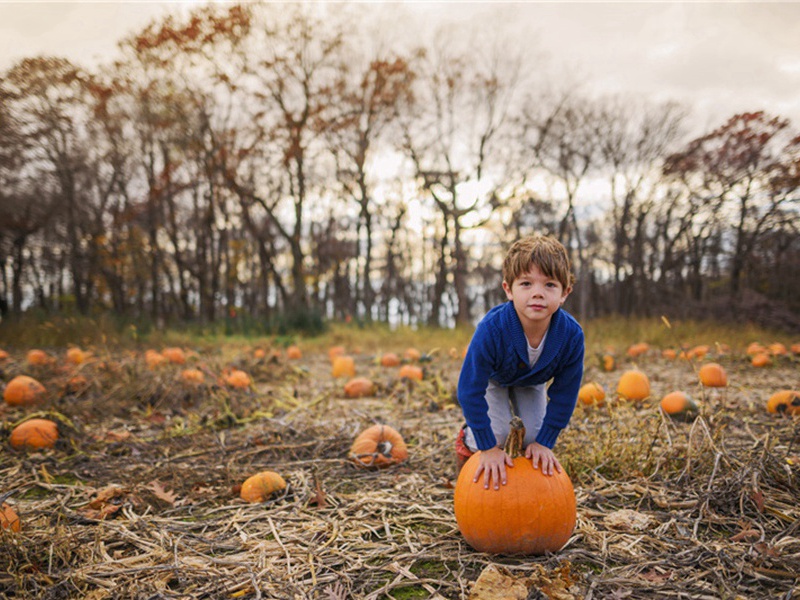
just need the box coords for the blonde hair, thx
[502,234,574,290]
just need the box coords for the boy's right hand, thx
[473,447,514,490]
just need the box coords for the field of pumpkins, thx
[1,329,798,599]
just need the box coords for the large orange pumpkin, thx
[344,377,376,398]
[1,503,21,532]
[349,424,408,469]
[698,363,727,387]
[240,471,287,503]
[660,391,698,420]
[578,382,605,407]
[454,417,576,555]
[766,390,800,416]
[9,418,59,450]
[3,375,47,406]
[616,370,650,402]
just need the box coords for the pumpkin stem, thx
[503,416,526,459]
[377,440,393,456]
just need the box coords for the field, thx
[1,319,799,599]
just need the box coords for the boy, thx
[456,233,584,490]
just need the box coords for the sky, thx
[1,1,799,134]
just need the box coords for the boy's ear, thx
[560,285,573,303]
[502,280,513,300]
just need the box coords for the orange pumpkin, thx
[790,343,800,354]
[328,346,346,362]
[26,349,51,366]
[286,345,302,359]
[0,349,9,361]
[380,353,401,367]
[698,363,727,387]
[660,391,698,420]
[162,347,186,364]
[578,382,605,407]
[751,353,771,368]
[145,349,167,370]
[768,343,787,356]
[349,424,408,469]
[3,375,46,406]
[398,365,423,381]
[240,471,287,503]
[454,416,576,555]
[331,356,356,378]
[626,343,650,358]
[616,370,651,402]
[601,354,616,371]
[9,418,59,450]
[687,345,710,359]
[1,503,21,532]
[65,347,88,365]
[403,348,421,362]
[344,377,376,398]
[746,342,766,356]
[225,369,252,389]
[180,368,205,385]
[662,349,677,360]
[766,390,800,416]
[65,375,89,394]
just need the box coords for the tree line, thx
[1,3,798,331]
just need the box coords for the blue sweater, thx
[457,301,584,451]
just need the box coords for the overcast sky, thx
[2,1,799,134]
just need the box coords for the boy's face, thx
[502,264,571,330]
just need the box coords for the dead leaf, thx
[469,564,529,600]
[147,480,178,505]
[730,528,761,543]
[603,509,654,532]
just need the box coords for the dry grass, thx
[1,323,799,599]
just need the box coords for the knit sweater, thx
[457,301,584,451]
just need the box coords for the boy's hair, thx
[502,234,575,289]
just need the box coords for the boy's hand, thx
[473,447,514,490]
[525,442,562,476]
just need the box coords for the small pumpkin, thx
[578,382,605,407]
[0,349,10,361]
[328,346,346,362]
[180,368,205,385]
[26,349,51,366]
[145,349,167,370]
[9,418,59,450]
[403,348,421,362]
[751,353,771,368]
[662,349,677,360]
[65,375,90,394]
[766,390,800,416]
[454,416,576,555]
[162,347,186,364]
[626,343,650,358]
[3,375,47,406]
[331,356,356,378]
[616,370,650,402]
[380,353,401,367]
[286,345,302,359]
[601,354,616,371]
[344,377,376,398]
[225,369,252,389]
[746,342,766,356]
[768,343,787,356]
[349,424,408,469]
[698,363,727,387]
[1,503,21,532]
[659,391,698,420]
[65,347,88,365]
[687,345,710,359]
[239,471,287,503]
[398,365,423,381]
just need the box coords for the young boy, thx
[456,233,584,490]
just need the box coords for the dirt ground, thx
[1,344,799,599]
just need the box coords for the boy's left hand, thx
[525,443,562,476]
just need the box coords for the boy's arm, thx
[535,332,584,449]
[457,332,499,451]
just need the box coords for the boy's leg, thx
[454,425,473,475]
